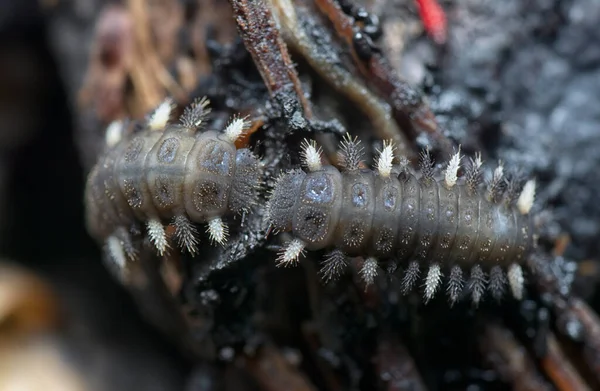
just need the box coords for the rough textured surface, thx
[2,0,600,390]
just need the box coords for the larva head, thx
[267,169,306,232]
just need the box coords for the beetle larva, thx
[266,134,537,305]
[84,97,262,270]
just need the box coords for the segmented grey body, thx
[267,136,537,305]
[84,98,261,271]
[271,168,532,264]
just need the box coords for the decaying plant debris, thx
[0,0,597,390]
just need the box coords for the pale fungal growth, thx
[276,238,306,267]
[300,139,323,172]
[224,116,250,143]
[444,146,462,188]
[376,140,395,178]
[148,98,174,130]
[105,120,124,148]
[207,217,228,246]
[424,264,442,303]
[147,219,168,256]
[493,163,504,182]
[507,263,524,300]
[517,179,536,215]
[106,236,127,269]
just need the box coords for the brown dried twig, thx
[229,0,312,118]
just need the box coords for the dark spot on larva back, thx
[343,219,366,247]
[192,180,227,214]
[374,227,394,253]
[157,137,179,163]
[155,175,175,207]
[123,179,143,209]
[295,206,329,243]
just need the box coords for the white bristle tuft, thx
[173,215,199,255]
[149,98,174,130]
[473,152,483,170]
[424,264,443,303]
[147,219,169,256]
[224,116,250,142]
[276,238,306,267]
[360,257,379,287]
[207,217,228,246]
[300,139,322,172]
[444,146,462,188]
[517,179,536,215]
[105,120,124,148]
[508,263,524,300]
[106,235,127,269]
[493,162,504,182]
[376,140,395,178]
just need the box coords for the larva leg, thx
[424,263,443,303]
[468,264,487,307]
[276,238,306,267]
[320,249,348,283]
[508,263,525,300]
[447,265,464,307]
[115,226,137,261]
[401,261,420,295]
[147,218,169,256]
[207,217,229,246]
[173,215,200,255]
[360,257,379,287]
[489,265,507,302]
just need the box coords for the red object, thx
[415,0,448,45]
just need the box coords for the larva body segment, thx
[85,98,261,270]
[267,135,536,305]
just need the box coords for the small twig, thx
[541,332,592,391]
[314,0,451,154]
[229,0,312,118]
